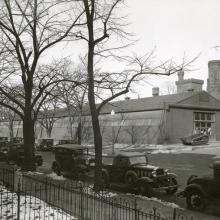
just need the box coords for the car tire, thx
[0,152,7,161]
[16,159,23,167]
[187,175,197,185]
[125,170,138,186]
[101,169,109,188]
[166,178,178,195]
[137,182,154,197]
[52,162,61,176]
[186,189,206,211]
[37,160,43,166]
[2,149,8,154]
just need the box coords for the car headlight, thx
[164,169,170,175]
[152,170,157,177]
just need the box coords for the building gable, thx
[175,91,220,109]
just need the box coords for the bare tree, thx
[55,60,88,143]
[38,94,60,139]
[73,0,195,190]
[0,0,84,171]
[0,106,18,139]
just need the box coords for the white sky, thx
[46,0,220,99]
[123,0,220,97]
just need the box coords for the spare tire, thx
[52,162,61,176]
[125,170,138,186]
[187,175,198,185]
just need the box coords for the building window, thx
[193,112,215,138]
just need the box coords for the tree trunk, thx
[22,109,36,171]
[22,82,36,171]
[9,120,14,140]
[77,120,82,145]
[87,43,103,191]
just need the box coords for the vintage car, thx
[178,161,220,211]
[51,144,94,177]
[58,139,77,145]
[101,154,179,197]
[36,138,54,151]
[7,143,43,166]
[0,137,9,154]
[180,133,209,146]
[10,137,23,144]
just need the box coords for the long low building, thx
[1,61,220,144]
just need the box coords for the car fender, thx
[136,177,153,185]
[52,161,61,170]
[101,168,110,181]
[184,183,208,198]
[167,173,177,179]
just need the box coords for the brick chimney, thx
[152,87,159,97]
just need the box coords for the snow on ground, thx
[0,185,77,220]
[83,184,118,197]
[46,172,67,180]
[126,193,181,209]
[101,142,220,157]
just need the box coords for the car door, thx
[110,156,128,183]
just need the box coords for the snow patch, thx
[83,185,117,197]
[0,185,77,220]
[126,193,181,209]
[46,172,67,180]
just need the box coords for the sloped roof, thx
[98,91,201,114]
[53,91,215,118]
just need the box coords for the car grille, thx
[156,168,164,176]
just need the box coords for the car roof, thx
[114,152,147,157]
[54,144,88,150]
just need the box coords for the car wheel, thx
[52,162,61,176]
[16,159,23,167]
[2,149,8,154]
[187,175,197,185]
[137,182,154,197]
[186,189,206,211]
[166,178,178,195]
[37,160,43,166]
[125,170,138,186]
[0,152,7,161]
[101,169,109,188]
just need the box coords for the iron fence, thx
[0,166,216,220]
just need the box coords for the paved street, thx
[35,142,220,218]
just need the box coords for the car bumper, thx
[156,184,180,190]
[176,190,186,197]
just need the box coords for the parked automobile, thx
[36,138,54,151]
[178,161,220,211]
[51,144,94,177]
[58,139,77,145]
[0,137,9,154]
[180,133,209,146]
[101,153,179,197]
[10,137,23,144]
[7,143,43,166]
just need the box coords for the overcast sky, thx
[47,0,220,99]
[122,0,220,97]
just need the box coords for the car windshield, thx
[129,156,147,165]
[73,149,88,155]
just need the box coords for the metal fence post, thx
[153,207,156,220]
[134,199,139,220]
[173,208,177,220]
[45,177,48,203]
[17,179,21,220]
[80,185,84,219]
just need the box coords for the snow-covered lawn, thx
[100,142,220,157]
[0,185,77,220]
